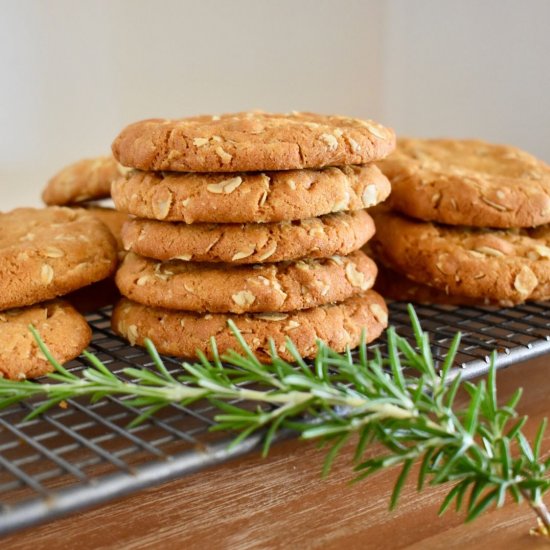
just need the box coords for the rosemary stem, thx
[235,388,311,405]
[521,489,550,530]
[236,388,416,421]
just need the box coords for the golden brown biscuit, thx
[374,264,493,306]
[82,205,129,250]
[111,164,390,223]
[112,111,395,172]
[0,207,118,310]
[115,251,377,314]
[122,211,375,264]
[42,156,128,205]
[371,208,550,304]
[112,291,388,362]
[0,300,91,380]
[380,138,550,228]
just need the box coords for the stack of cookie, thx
[0,207,118,380]
[42,156,130,250]
[109,111,396,360]
[371,139,550,305]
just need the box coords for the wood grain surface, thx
[4,355,550,549]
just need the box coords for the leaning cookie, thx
[112,292,388,362]
[112,111,395,173]
[115,251,377,313]
[42,156,129,206]
[111,164,390,224]
[0,207,118,310]
[0,300,91,380]
[122,211,375,264]
[371,208,550,304]
[380,138,550,228]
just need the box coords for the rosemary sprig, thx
[0,305,548,531]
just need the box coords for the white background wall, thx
[1,0,549,211]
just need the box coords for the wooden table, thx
[4,355,550,549]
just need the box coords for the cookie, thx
[111,164,390,224]
[371,208,550,304]
[42,156,129,206]
[0,207,118,310]
[374,264,492,306]
[82,206,129,250]
[112,291,388,362]
[112,111,395,173]
[0,300,91,380]
[115,250,377,314]
[122,210,375,264]
[380,138,550,228]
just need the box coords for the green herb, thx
[0,305,548,534]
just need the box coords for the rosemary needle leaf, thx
[418,447,435,491]
[390,459,413,510]
[226,319,263,368]
[517,432,535,463]
[354,425,374,463]
[82,350,116,378]
[322,434,349,478]
[127,403,167,428]
[387,327,406,392]
[28,324,75,379]
[440,331,462,381]
[467,479,489,515]
[464,382,484,435]
[406,304,425,351]
[534,418,548,461]
[438,481,465,515]
[506,387,524,411]
[466,487,500,522]
[262,414,286,457]
[123,368,168,386]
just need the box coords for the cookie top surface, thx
[380,138,550,228]
[115,250,377,313]
[0,207,118,310]
[371,208,550,304]
[122,210,375,264]
[111,164,390,224]
[112,111,396,172]
[42,156,128,206]
[112,291,387,362]
[0,300,91,380]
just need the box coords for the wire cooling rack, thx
[1,301,550,536]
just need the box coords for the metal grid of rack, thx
[1,301,549,536]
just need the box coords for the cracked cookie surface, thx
[112,111,395,172]
[42,156,129,205]
[111,291,388,362]
[371,208,550,304]
[122,210,375,264]
[111,164,390,223]
[0,207,118,310]
[0,300,91,380]
[380,138,550,228]
[115,250,377,313]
